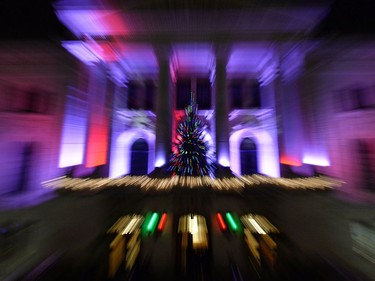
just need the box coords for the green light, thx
[225,212,238,231]
[147,212,159,232]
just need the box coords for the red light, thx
[86,116,109,167]
[216,213,227,231]
[157,213,167,231]
[280,156,302,167]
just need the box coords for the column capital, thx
[214,43,232,63]
[210,43,232,85]
[153,43,172,62]
[153,43,177,83]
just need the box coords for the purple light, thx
[62,41,99,65]
[302,154,330,167]
[217,140,230,167]
[154,144,167,168]
[56,10,127,37]
[218,154,230,167]
[0,190,56,210]
[227,43,271,76]
[203,130,214,161]
[229,128,280,177]
[109,129,155,178]
[172,43,214,74]
[155,156,165,168]
[59,94,88,168]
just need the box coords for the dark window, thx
[0,83,13,111]
[105,79,115,110]
[17,143,34,193]
[127,81,140,109]
[250,82,261,108]
[23,90,48,113]
[145,81,154,111]
[240,138,258,175]
[0,85,49,113]
[340,89,355,111]
[176,80,191,109]
[334,90,342,112]
[28,91,39,112]
[357,140,375,192]
[351,88,364,110]
[13,89,29,112]
[337,86,375,112]
[366,85,375,107]
[196,79,211,109]
[230,82,242,109]
[356,87,375,109]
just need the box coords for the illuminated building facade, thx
[1,0,375,203]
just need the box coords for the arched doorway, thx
[240,138,258,175]
[110,129,155,178]
[130,139,149,175]
[230,128,279,177]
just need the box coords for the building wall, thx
[0,41,75,197]
[303,47,375,202]
[1,39,374,203]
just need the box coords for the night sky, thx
[0,0,374,40]
[313,0,375,37]
[0,0,72,40]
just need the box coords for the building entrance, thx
[130,139,149,175]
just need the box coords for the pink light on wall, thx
[230,128,280,177]
[280,155,302,167]
[110,129,155,178]
[85,116,109,168]
[86,41,119,63]
[84,64,111,168]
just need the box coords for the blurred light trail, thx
[147,212,159,232]
[216,212,227,231]
[157,212,167,231]
[225,212,238,231]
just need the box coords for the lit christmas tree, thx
[169,95,214,177]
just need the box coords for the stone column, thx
[279,50,305,168]
[191,77,197,100]
[278,43,317,176]
[213,45,231,166]
[284,43,329,174]
[258,52,281,177]
[154,45,173,167]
